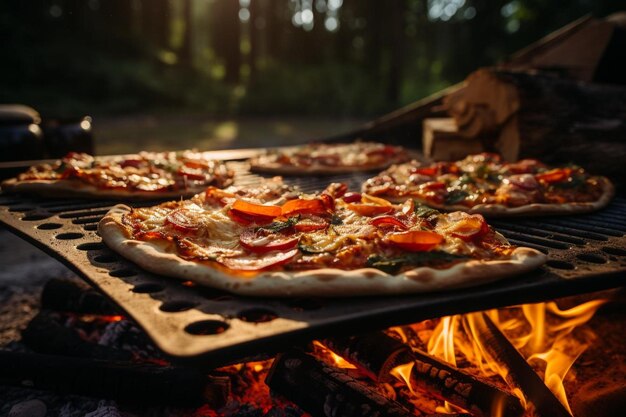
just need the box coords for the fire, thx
[311,340,357,369]
[390,299,606,415]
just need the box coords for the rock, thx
[8,399,47,417]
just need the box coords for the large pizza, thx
[1,151,234,200]
[248,142,414,175]
[362,153,614,216]
[98,181,546,297]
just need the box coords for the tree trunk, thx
[179,0,194,68]
[387,0,407,106]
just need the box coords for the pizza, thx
[98,182,546,297]
[248,142,414,175]
[362,153,614,216]
[1,151,234,200]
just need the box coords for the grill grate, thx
[1,161,626,368]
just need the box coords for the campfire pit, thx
[1,149,626,416]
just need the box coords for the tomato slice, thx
[371,215,408,230]
[220,248,298,271]
[281,198,327,216]
[342,192,362,203]
[232,200,282,217]
[411,166,438,176]
[120,158,144,169]
[166,208,200,232]
[387,231,443,251]
[239,228,300,253]
[295,215,329,232]
[535,168,572,184]
[347,203,394,217]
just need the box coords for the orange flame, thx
[400,299,606,414]
[312,341,357,369]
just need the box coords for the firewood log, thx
[422,118,484,161]
[324,332,524,417]
[444,68,626,184]
[266,350,469,417]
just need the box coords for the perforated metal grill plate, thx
[1,161,625,368]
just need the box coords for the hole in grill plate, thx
[603,247,626,257]
[77,242,104,251]
[160,300,197,312]
[238,308,279,323]
[56,232,84,240]
[546,260,575,270]
[83,224,98,231]
[286,298,323,311]
[94,254,118,263]
[576,253,607,264]
[132,283,164,293]
[37,223,62,230]
[185,320,229,335]
[23,213,51,221]
[110,268,138,278]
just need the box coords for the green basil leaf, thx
[258,216,299,233]
[445,190,469,205]
[415,205,439,218]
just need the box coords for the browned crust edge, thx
[98,204,547,297]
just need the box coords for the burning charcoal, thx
[324,332,524,417]
[21,312,132,361]
[231,404,264,417]
[41,278,118,315]
[267,350,419,417]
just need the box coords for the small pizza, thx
[248,142,413,175]
[362,153,614,216]
[1,151,234,200]
[99,182,545,297]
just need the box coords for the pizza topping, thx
[239,228,300,254]
[436,212,489,241]
[371,215,409,230]
[294,215,329,232]
[535,168,572,184]
[166,208,202,232]
[281,198,328,216]
[386,230,444,252]
[342,192,362,203]
[231,200,282,217]
[220,249,299,271]
[363,154,607,210]
[118,182,521,274]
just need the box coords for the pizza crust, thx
[1,178,207,200]
[371,177,615,217]
[248,160,396,175]
[99,204,547,297]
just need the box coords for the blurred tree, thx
[210,0,241,83]
[179,0,193,68]
[142,0,170,49]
